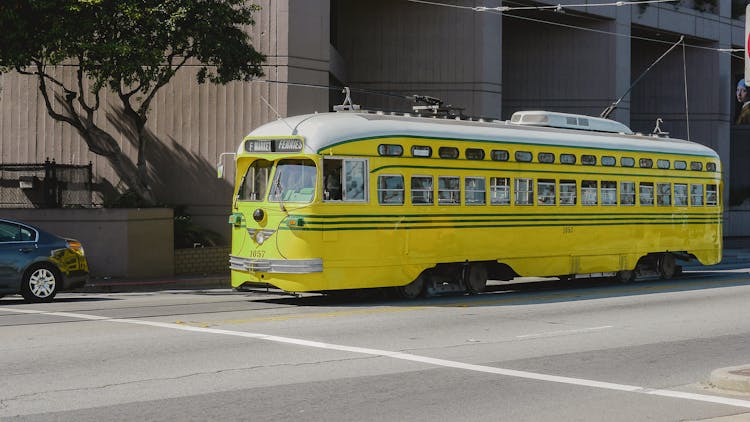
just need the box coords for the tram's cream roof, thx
[244,111,719,159]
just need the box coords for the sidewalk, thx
[79,273,230,293]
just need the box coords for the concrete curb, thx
[78,274,230,293]
[709,365,750,394]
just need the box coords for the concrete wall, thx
[0,208,173,278]
[333,0,502,118]
[175,246,230,276]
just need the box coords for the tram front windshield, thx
[269,159,317,203]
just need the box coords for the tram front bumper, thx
[229,255,323,273]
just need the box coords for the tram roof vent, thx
[510,111,633,135]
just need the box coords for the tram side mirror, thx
[217,152,236,179]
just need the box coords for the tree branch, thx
[30,62,83,130]
[137,54,190,118]
[76,55,97,119]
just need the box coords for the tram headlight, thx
[253,208,265,223]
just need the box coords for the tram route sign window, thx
[466,148,485,160]
[621,157,635,167]
[602,156,616,167]
[560,154,576,165]
[581,155,597,166]
[244,138,304,153]
[491,150,509,161]
[674,160,687,170]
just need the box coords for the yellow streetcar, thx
[223,107,722,298]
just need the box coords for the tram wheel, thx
[396,275,425,300]
[615,270,635,283]
[658,254,676,280]
[466,264,488,294]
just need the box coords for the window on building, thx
[706,184,718,206]
[656,183,671,206]
[490,177,511,205]
[690,184,704,206]
[582,181,598,205]
[515,178,534,205]
[601,181,617,205]
[378,175,404,205]
[560,180,577,205]
[674,184,688,206]
[465,177,486,205]
[621,182,635,205]
[640,182,654,206]
[411,176,434,205]
[537,179,556,205]
[438,176,460,205]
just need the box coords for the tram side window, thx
[640,182,654,206]
[490,177,511,205]
[324,158,367,202]
[411,176,434,205]
[706,184,718,206]
[537,179,556,205]
[560,154,576,165]
[601,181,617,205]
[621,182,635,205]
[674,184,688,206]
[514,178,534,205]
[238,159,272,201]
[378,175,404,205]
[581,181,598,205]
[560,180,576,205]
[438,176,460,205]
[690,184,704,206]
[656,183,671,206]
[465,177,486,205]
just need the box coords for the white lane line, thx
[3,307,750,410]
[516,325,613,339]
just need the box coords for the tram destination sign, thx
[244,138,303,153]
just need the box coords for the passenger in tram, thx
[324,167,342,200]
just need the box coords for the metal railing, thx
[0,159,93,208]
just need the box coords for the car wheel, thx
[21,264,59,303]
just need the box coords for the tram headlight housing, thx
[252,208,265,223]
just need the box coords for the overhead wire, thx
[404,0,745,60]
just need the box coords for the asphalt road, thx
[1,269,750,421]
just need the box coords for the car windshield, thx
[269,159,317,203]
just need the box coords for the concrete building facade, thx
[0,0,747,241]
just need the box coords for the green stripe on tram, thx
[281,220,721,232]
[316,134,719,159]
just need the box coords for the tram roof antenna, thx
[333,87,361,112]
[408,94,465,119]
[600,35,684,120]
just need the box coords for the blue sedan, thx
[0,218,89,302]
